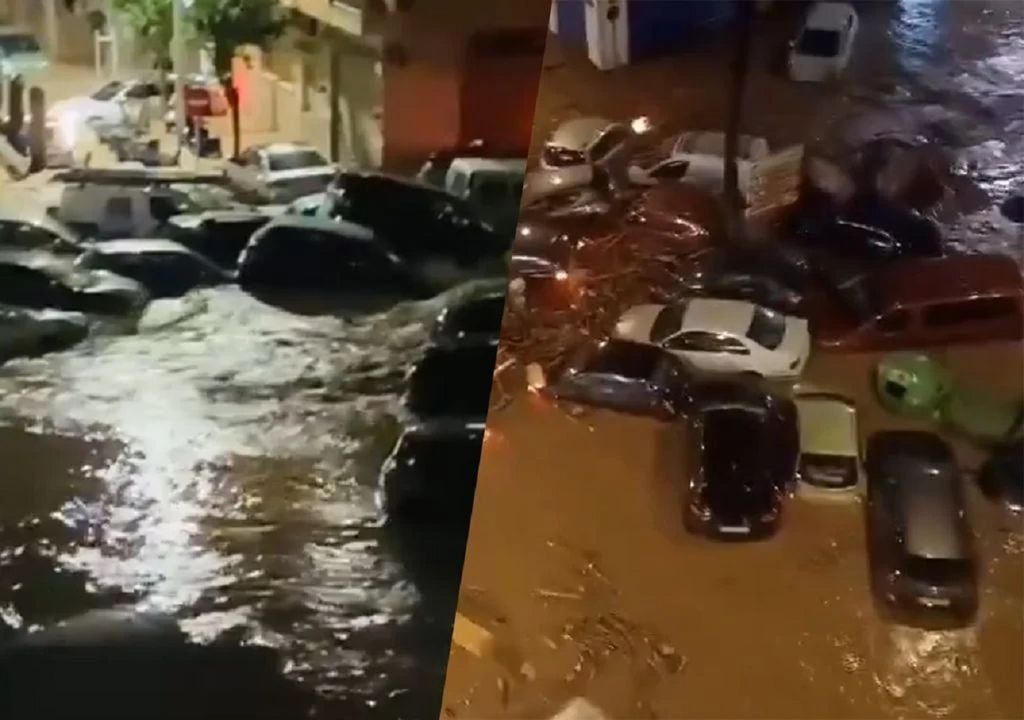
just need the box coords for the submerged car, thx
[795,393,863,497]
[0,201,89,255]
[0,305,89,364]
[0,251,149,315]
[431,291,505,345]
[615,298,811,379]
[417,141,526,188]
[75,239,229,299]
[977,440,1023,513]
[326,171,507,265]
[865,431,978,628]
[403,340,498,420]
[810,255,1024,352]
[788,2,859,83]
[547,339,691,421]
[675,247,810,316]
[237,215,428,305]
[167,210,274,270]
[376,419,486,523]
[682,379,799,540]
[225,142,337,203]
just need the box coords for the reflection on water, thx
[0,281,499,715]
[873,626,988,719]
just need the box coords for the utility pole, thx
[723,0,755,244]
[172,0,188,155]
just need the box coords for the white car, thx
[788,2,859,83]
[224,142,337,203]
[628,132,770,190]
[47,79,166,139]
[613,298,810,379]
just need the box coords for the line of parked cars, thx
[515,104,1024,631]
[376,285,505,525]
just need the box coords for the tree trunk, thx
[723,0,755,243]
[328,42,341,163]
[7,77,24,144]
[27,86,46,173]
[226,79,240,159]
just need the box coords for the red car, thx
[809,254,1024,352]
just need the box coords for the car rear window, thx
[582,342,661,380]
[268,150,328,172]
[797,29,841,57]
[903,556,973,585]
[924,297,1020,327]
[650,305,686,344]
[746,305,786,350]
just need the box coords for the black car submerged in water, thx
[682,380,799,541]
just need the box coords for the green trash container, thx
[876,352,952,420]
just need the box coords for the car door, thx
[664,331,750,373]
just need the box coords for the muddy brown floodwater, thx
[443,1,1023,718]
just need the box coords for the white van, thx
[444,158,527,236]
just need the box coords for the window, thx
[267,150,328,172]
[587,126,631,163]
[126,82,160,100]
[746,306,787,350]
[924,298,1019,327]
[104,197,133,222]
[875,309,910,333]
[448,172,470,198]
[666,331,741,354]
[91,81,126,102]
[650,305,685,344]
[797,29,841,57]
[648,160,690,181]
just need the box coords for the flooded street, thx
[0,283,490,717]
[443,1,1023,717]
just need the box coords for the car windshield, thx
[797,28,841,57]
[650,304,686,344]
[268,150,328,172]
[746,305,787,350]
[90,81,126,101]
[0,34,41,55]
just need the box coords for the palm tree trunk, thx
[723,0,756,243]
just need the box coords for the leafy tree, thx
[111,0,175,74]
[189,0,285,158]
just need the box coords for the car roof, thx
[878,255,1023,308]
[260,213,375,241]
[89,239,196,255]
[806,2,855,27]
[253,142,321,156]
[449,158,527,174]
[680,298,757,336]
